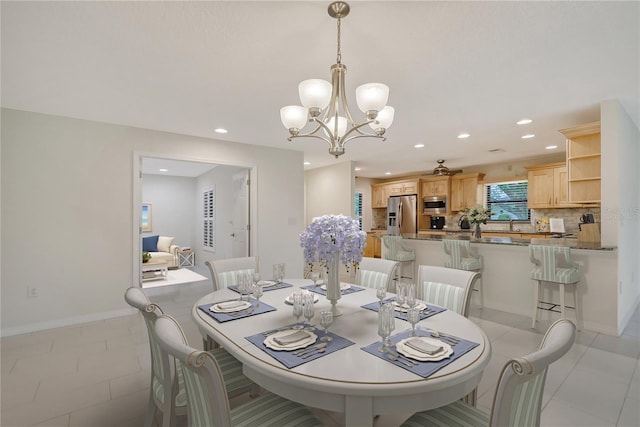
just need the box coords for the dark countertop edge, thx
[400,233,617,251]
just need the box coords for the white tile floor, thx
[2,274,639,427]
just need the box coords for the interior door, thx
[231,170,250,257]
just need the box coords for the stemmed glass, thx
[406,283,417,309]
[396,283,408,308]
[252,283,263,307]
[237,273,249,301]
[310,272,320,288]
[376,285,387,306]
[291,292,304,329]
[319,311,333,342]
[273,263,285,283]
[407,307,420,337]
[253,272,261,287]
[302,293,315,330]
[377,302,395,352]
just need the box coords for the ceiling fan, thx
[424,159,463,176]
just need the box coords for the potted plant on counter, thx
[463,205,492,239]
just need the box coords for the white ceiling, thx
[2,1,638,178]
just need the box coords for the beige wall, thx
[1,108,305,336]
[304,161,355,226]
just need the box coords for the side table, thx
[177,249,195,268]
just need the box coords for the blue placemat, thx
[198,298,276,323]
[300,283,365,296]
[246,325,355,369]
[228,281,293,293]
[361,297,446,321]
[361,329,479,378]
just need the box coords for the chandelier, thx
[280,1,394,158]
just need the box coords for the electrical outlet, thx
[28,286,39,297]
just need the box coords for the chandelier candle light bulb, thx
[280,1,394,158]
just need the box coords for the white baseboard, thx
[1,307,136,338]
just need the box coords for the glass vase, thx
[475,223,482,239]
[325,251,342,316]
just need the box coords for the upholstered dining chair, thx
[416,265,479,318]
[154,314,324,427]
[400,318,576,427]
[205,256,258,291]
[529,245,582,330]
[382,235,416,282]
[356,257,399,291]
[124,287,255,427]
[443,239,484,308]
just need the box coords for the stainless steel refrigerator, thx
[387,194,418,235]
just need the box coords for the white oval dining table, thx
[192,279,491,427]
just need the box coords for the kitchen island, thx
[398,234,618,335]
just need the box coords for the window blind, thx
[484,180,530,221]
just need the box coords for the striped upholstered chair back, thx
[490,318,576,426]
[205,256,258,291]
[124,287,185,426]
[416,265,479,317]
[356,257,399,291]
[154,315,323,427]
[529,245,580,284]
[399,319,576,427]
[443,239,483,271]
[381,236,416,262]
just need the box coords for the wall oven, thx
[423,196,447,215]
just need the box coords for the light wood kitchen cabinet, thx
[526,163,581,208]
[388,179,419,196]
[364,233,383,258]
[371,184,388,208]
[560,121,601,205]
[450,173,485,211]
[421,177,449,198]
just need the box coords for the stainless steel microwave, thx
[423,196,447,214]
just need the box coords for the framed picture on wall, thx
[142,203,153,232]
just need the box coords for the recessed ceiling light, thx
[521,134,535,139]
[414,144,425,148]
[517,119,533,125]
[214,128,228,134]
[159,168,169,172]
[303,161,311,165]
[545,145,558,150]
[457,133,470,139]
[354,167,361,171]
[384,172,391,175]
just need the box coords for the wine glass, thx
[407,307,420,337]
[310,271,320,288]
[406,283,417,308]
[291,292,304,329]
[237,273,248,301]
[252,283,263,306]
[253,272,261,287]
[377,302,395,352]
[376,285,387,306]
[319,311,333,342]
[396,283,407,308]
[302,293,315,330]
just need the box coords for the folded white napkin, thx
[273,330,309,346]
[257,280,276,287]
[406,338,443,355]
[216,300,246,310]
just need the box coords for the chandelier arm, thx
[287,133,334,148]
[340,119,378,141]
[341,132,386,147]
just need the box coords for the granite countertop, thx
[401,233,616,251]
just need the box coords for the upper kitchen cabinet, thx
[371,184,388,208]
[421,176,450,198]
[526,162,581,208]
[388,179,420,196]
[450,173,484,211]
[559,121,601,205]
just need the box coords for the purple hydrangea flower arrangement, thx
[300,214,367,270]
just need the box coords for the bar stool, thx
[443,239,484,308]
[381,236,416,287]
[529,244,582,330]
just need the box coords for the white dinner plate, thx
[257,280,278,287]
[264,329,317,351]
[321,282,351,291]
[210,300,252,313]
[392,302,427,313]
[284,293,319,305]
[396,336,453,362]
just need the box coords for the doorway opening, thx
[133,153,255,287]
